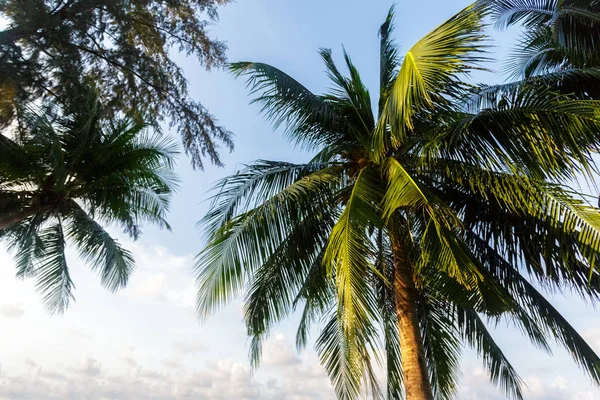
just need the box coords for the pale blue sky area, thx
[1,1,600,399]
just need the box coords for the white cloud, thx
[122,244,196,308]
[0,358,276,400]
[73,357,102,377]
[130,272,170,303]
[262,334,301,367]
[0,303,25,319]
[457,368,600,400]
[584,328,600,353]
[172,338,206,355]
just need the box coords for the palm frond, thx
[33,221,74,314]
[379,5,401,115]
[202,161,336,234]
[467,233,600,384]
[196,166,343,319]
[316,310,383,400]
[322,166,384,399]
[244,209,335,368]
[488,0,557,29]
[374,1,489,155]
[229,62,354,150]
[67,202,135,292]
[458,308,524,400]
[427,87,600,181]
[420,298,462,400]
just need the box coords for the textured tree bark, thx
[392,238,434,400]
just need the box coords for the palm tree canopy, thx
[487,0,600,77]
[0,90,178,314]
[197,2,600,399]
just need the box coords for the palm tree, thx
[485,0,600,98]
[196,3,600,399]
[0,91,178,314]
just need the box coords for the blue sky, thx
[1,1,600,399]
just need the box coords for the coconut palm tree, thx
[196,3,600,399]
[485,0,600,99]
[488,0,600,77]
[0,91,178,314]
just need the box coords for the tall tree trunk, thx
[392,238,434,400]
[0,205,46,231]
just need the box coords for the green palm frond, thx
[324,167,382,333]
[322,166,384,399]
[67,202,135,292]
[33,221,74,314]
[196,166,343,319]
[420,298,462,400]
[316,309,383,400]
[0,90,177,312]
[458,308,524,400]
[374,2,489,155]
[379,5,401,114]
[229,62,354,150]
[383,158,485,288]
[468,234,600,384]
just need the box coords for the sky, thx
[2,0,600,399]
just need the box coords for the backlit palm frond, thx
[294,246,335,352]
[0,91,177,313]
[323,166,384,399]
[438,163,600,290]
[469,67,600,103]
[488,0,557,29]
[419,298,462,400]
[196,166,344,320]
[490,0,600,74]
[229,62,353,150]
[66,202,135,292]
[202,160,338,234]
[374,1,489,155]
[316,309,383,400]
[378,5,401,114]
[318,48,375,145]
[457,307,524,400]
[2,213,47,278]
[468,234,600,385]
[503,27,567,79]
[244,210,335,368]
[33,221,74,314]
[431,86,600,181]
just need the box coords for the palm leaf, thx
[229,62,353,150]
[374,2,488,155]
[196,166,343,319]
[33,221,74,314]
[457,307,524,400]
[67,202,135,291]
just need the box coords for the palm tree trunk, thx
[0,206,45,231]
[392,238,434,400]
